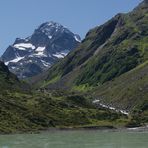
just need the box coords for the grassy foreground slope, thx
[0,61,127,133]
[0,91,128,134]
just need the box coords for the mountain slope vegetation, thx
[36,0,147,89]
[0,61,27,92]
[0,61,127,133]
[31,1,148,117]
[0,1,148,133]
[0,91,128,134]
[93,61,148,111]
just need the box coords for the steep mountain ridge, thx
[30,1,148,118]
[36,1,147,90]
[1,22,80,78]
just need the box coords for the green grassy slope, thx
[29,1,148,124]
[0,61,128,133]
[93,61,148,115]
[0,61,28,92]
[0,91,128,134]
[0,59,131,134]
[89,61,148,126]
[1,1,148,134]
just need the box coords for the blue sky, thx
[0,0,142,55]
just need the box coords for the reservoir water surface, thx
[0,130,147,148]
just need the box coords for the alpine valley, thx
[0,0,147,134]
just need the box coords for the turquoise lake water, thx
[0,130,148,148]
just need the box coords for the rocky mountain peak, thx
[36,21,66,39]
[1,21,81,78]
[39,21,63,31]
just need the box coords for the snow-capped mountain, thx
[1,21,81,78]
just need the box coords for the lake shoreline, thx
[0,125,148,135]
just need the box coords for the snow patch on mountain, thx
[33,52,47,57]
[13,43,35,50]
[74,35,81,42]
[41,60,51,67]
[5,56,25,65]
[36,47,46,52]
[53,50,69,58]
